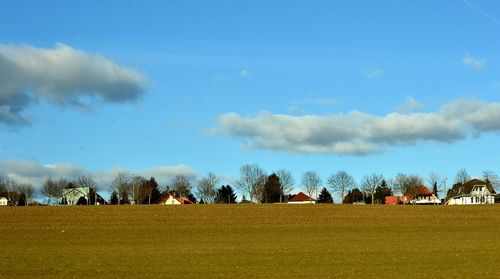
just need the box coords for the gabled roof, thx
[289,192,314,202]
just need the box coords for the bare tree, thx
[391,173,407,196]
[130,175,148,204]
[301,171,321,203]
[42,178,55,205]
[236,164,267,204]
[76,175,97,189]
[427,172,441,188]
[455,168,470,185]
[327,170,356,202]
[275,169,295,203]
[110,173,131,205]
[428,172,446,197]
[482,170,498,190]
[0,176,7,194]
[197,172,218,204]
[0,176,12,203]
[53,178,67,205]
[172,174,192,197]
[361,173,383,204]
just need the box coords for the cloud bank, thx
[0,160,197,195]
[0,43,148,126]
[213,99,500,155]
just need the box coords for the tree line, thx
[0,165,498,206]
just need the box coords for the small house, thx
[0,197,8,206]
[159,193,193,205]
[406,185,441,205]
[288,192,315,204]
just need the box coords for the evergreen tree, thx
[317,187,333,203]
[143,177,161,204]
[120,191,130,205]
[343,188,365,204]
[373,180,393,204]
[432,182,439,198]
[215,185,237,204]
[262,173,282,203]
[110,191,118,205]
[17,193,26,206]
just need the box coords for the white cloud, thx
[0,160,198,196]
[361,68,384,80]
[239,70,251,77]
[213,99,500,155]
[0,43,149,126]
[462,52,486,70]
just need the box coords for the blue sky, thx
[1,0,500,200]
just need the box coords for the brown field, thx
[1,204,499,278]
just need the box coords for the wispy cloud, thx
[361,68,384,80]
[462,51,486,70]
[0,43,149,127]
[213,99,500,155]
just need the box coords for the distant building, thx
[62,187,106,205]
[385,196,401,205]
[288,192,315,204]
[407,185,441,205]
[446,184,496,205]
[385,185,440,205]
[159,193,194,205]
[0,197,8,206]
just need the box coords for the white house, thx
[61,187,106,205]
[408,185,441,205]
[159,193,182,205]
[446,185,495,205]
[0,197,8,206]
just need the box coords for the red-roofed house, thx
[406,185,441,205]
[288,192,315,204]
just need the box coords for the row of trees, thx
[1,166,498,206]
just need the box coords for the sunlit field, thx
[1,204,499,278]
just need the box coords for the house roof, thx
[415,185,433,196]
[289,192,314,202]
[460,179,496,195]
